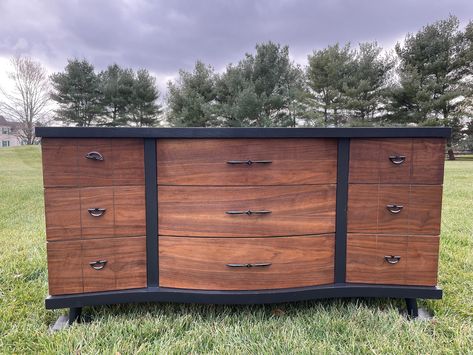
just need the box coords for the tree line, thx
[167,16,473,151]
[0,15,471,150]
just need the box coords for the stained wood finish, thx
[348,184,442,235]
[82,236,147,293]
[346,234,439,286]
[47,236,147,295]
[45,186,145,240]
[47,240,83,295]
[158,185,336,237]
[42,138,144,187]
[157,138,337,185]
[45,188,81,241]
[349,138,445,184]
[159,235,334,290]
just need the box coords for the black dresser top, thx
[35,126,451,139]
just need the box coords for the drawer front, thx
[159,235,334,290]
[346,234,439,286]
[348,184,442,235]
[157,138,337,185]
[45,186,146,240]
[42,138,144,187]
[82,236,147,293]
[47,236,147,295]
[158,185,336,237]
[349,138,445,184]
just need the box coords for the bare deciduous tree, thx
[0,56,51,144]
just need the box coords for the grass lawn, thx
[0,146,472,354]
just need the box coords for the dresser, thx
[36,127,450,323]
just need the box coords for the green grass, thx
[0,146,472,354]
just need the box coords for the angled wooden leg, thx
[405,298,418,319]
[68,307,82,325]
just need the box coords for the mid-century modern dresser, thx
[36,127,450,322]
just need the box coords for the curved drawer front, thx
[349,138,445,184]
[157,138,337,185]
[346,234,439,286]
[42,138,144,187]
[158,185,336,237]
[159,235,334,290]
[348,184,442,235]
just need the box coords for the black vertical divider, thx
[144,138,158,287]
[335,138,350,283]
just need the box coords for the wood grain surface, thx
[159,235,334,290]
[349,138,445,184]
[157,138,337,185]
[82,236,147,293]
[45,186,145,240]
[42,138,144,187]
[348,184,442,235]
[158,185,336,237]
[47,236,147,295]
[346,234,439,286]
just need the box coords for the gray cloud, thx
[1,0,472,91]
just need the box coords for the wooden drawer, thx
[45,186,146,241]
[346,234,439,286]
[158,185,336,237]
[47,236,147,295]
[157,138,337,185]
[42,138,144,187]
[159,235,334,290]
[348,184,442,235]
[349,138,445,184]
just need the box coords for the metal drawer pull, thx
[85,151,104,161]
[388,155,406,165]
[384,256,401,264]
[226,262,272,268]
[386,204,403,214]
[225,210,272,215]
[89,260,107,270]
[226,160,272,165]
[88,208,107,217]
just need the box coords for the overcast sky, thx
[1,0,472,94]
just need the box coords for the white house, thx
[0,115,21,147]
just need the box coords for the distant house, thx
[0,116,22,147]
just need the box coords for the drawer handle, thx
[89,260,107,270]
[88,208,107,217]
[85,151,104,161]
[388,155,406,165]
[225,210,272,215]
[384,255,401,264]
[386,204,403,214]
[226,262,272,268]
[226,160,272,165]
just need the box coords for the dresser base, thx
[46,284,441,311]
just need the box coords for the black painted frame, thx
[37,127,450,310]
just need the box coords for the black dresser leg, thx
[405,298,419,318]
[68,307,82,325]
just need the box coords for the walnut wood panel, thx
[42,138,79,187]
[158,185,336,237]
[349,138,445,184]
[45,186,145,240]
[44,188,81,241]
[81,187,115,238]
[47,240,83,295]
[82,236,146,293]
[157,138,337,185]
[41,138,144,187]
[348,184,442,235]
[159,235,334,290]
[346,234,439,286]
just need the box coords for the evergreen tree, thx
[50,59,102,126]
[127,69,162,127]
